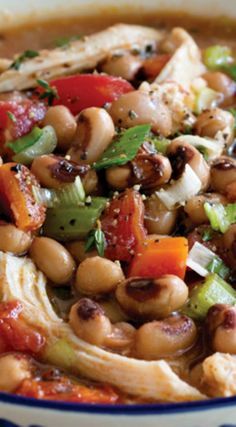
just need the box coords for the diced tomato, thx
[0,162,46,231]
[0,100,46,152]
[0,301,45,355]
[17,377,120,404]
[101,189,147,262]
[37,74,133,115]
[142,54,171,80]
[129,237,188,279]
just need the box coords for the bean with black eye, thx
[109,90,172,136]
[115,275,188,320]
[69,298,112,345]
[167,139,210,190]
[206,304,236,354]
[203,72,236,107]
[42,105,77,151]
[210,156,236,194]
[75,256,125,295]
[194,108,234,146]
[31,154,90,189]
[68,107,115,164]
[135,315,197,359]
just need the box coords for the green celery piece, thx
[203,45,233,70]
[183,274,236,320]
[94,124,151,170]
[204,202,230,233]
[226,203,236,224]
[150,138,170,155]
[13,126,57,165]
[7,126,43,154]
[44,339,77,370]
[43,197,108,241]
[33,175,85,207]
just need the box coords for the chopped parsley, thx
[10,49,39,70]
[37,79,59,106]
[85,223,106,257]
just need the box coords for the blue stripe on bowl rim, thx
[0,392,236,416]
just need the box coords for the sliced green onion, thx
[173,135,224,161]
[183,274,236,320]
[156,164,202,210]
[203,45,233,70]
[44,339,77,370]
[33,176,85,208]
[94,124,151,170]
[149,137,170,155]
[6,126,43,154]
[43,197,108,241]
[204,202,236,233]
[13,126,57,165]
[206,256,230,280]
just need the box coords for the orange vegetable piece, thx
[129,237,188,279]
[0,162,46,231]
[101,189,147,262]
[17,377,120,404]
[142,54,171,80]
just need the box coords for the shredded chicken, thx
[0,251,206,402]
[202,353,236,398]
[0,24,163,92]
[155,28,206,89]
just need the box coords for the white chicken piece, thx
[0,24,163,92]
[0,251,206,402]
[155,27,206,90]
[202,353,236,398]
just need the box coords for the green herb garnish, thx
[54,35,82,48]
[94,124,151,170]
[7,111,16,123]
[10,50,39,70]
[85,222,106,257]
[37,79,59,106]
[201,227,214,242]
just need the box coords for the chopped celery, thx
[183,274,236,320]
[44,339,77,369]
[7,126,43,153]
[94,124,151,170]
[204,202,236,233]
[203,45,233,70]
[13,126,57,165]
[43,197,108,241]
[226,203,236,224]
[33,176,85,208]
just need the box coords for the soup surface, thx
[0,12,235,404]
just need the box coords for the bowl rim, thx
[0,392,236,415]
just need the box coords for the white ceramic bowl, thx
[0,1,236,426]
